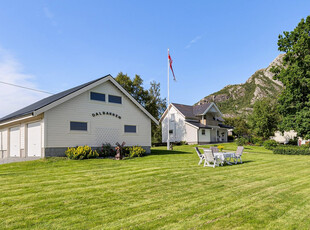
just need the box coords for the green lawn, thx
[1,144,310,229]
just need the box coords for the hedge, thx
[273,146,310,155]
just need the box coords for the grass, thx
[1,143,310,229]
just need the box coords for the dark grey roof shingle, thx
[172,102,212,118]
[172,103,196,118]
[193,103,212,115]
[0,75,110,123]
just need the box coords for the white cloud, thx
[0,48,47,118]
[185,35,202,49]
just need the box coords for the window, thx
[169,129,173,134]
[70,122,87,131]
[202,129,205,135]
[90,92,105,102]
[109,95,122,104]
[124,125,136,133]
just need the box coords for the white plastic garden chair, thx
[203,149,221,168]
[233,146,244,164]
[194,147,205,165]
[210,147,219,154]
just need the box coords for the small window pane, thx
[169,129,173,134]
[70,122,87,131]
[90,92,105,102]
[109,95,122,104]
[124,125,136,133]
[202,129,205,135]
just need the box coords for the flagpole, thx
[167,48,170,150]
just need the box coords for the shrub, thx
[66,145,99,160]
[129,146,146,157]
[123,147,131,157]
[235,137,248,146]
[273,146,310,155]
[228,135,234,142]
[250,136,264,146]
[264,140,278,150]
[101,143,115,157]
[179,141,188,145]
[173,141,188,146]
[287,137,298,145]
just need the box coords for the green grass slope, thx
[1,144,310,229]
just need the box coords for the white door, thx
[27,122,41,157]
[10,127,20,157]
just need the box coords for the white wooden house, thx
[160,102,231,144]
[0,75,158,159]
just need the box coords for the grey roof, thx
[193,103,212,115]
[219,123,234,129]
[0,75,110,123]
[185,120,212,129]
[172,103,212,118]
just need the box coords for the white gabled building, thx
[0,75,158,159]
[160,102,231,145]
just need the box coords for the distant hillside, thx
[196,54,285,117]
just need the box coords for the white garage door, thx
[27,122,41,157]
[10,127,20,157]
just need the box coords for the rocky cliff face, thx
[196,54,285,117]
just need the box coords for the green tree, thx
[115,73,149,106]
[248,99,280,139]
[224,116,249,137]
[146,81,167,142]
[115,73,166,143]
[271,16,310,139]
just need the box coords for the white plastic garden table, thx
[214,152,235,165]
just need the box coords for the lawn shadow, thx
[224,160,254,166]
[151,149,192,155]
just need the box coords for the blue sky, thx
[0,0,310,116]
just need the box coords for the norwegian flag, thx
[168,51,176,81]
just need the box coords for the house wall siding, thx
[185,124,198,144]
[162,106,186,143]
[198,129,211,143]
[44,81,151,151]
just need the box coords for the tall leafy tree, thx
[248,99,280,139]
[271,16,310,139]
[146,81,167,143]
[224,116,249,137]
[115,72,166,142]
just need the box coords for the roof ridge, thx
[172,102,193,107]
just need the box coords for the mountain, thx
[196,54,285,117]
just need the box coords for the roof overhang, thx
[185,121,199,129]
[200,102,223,117]
[0,114,34,127]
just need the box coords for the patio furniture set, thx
[195,146,244,168]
